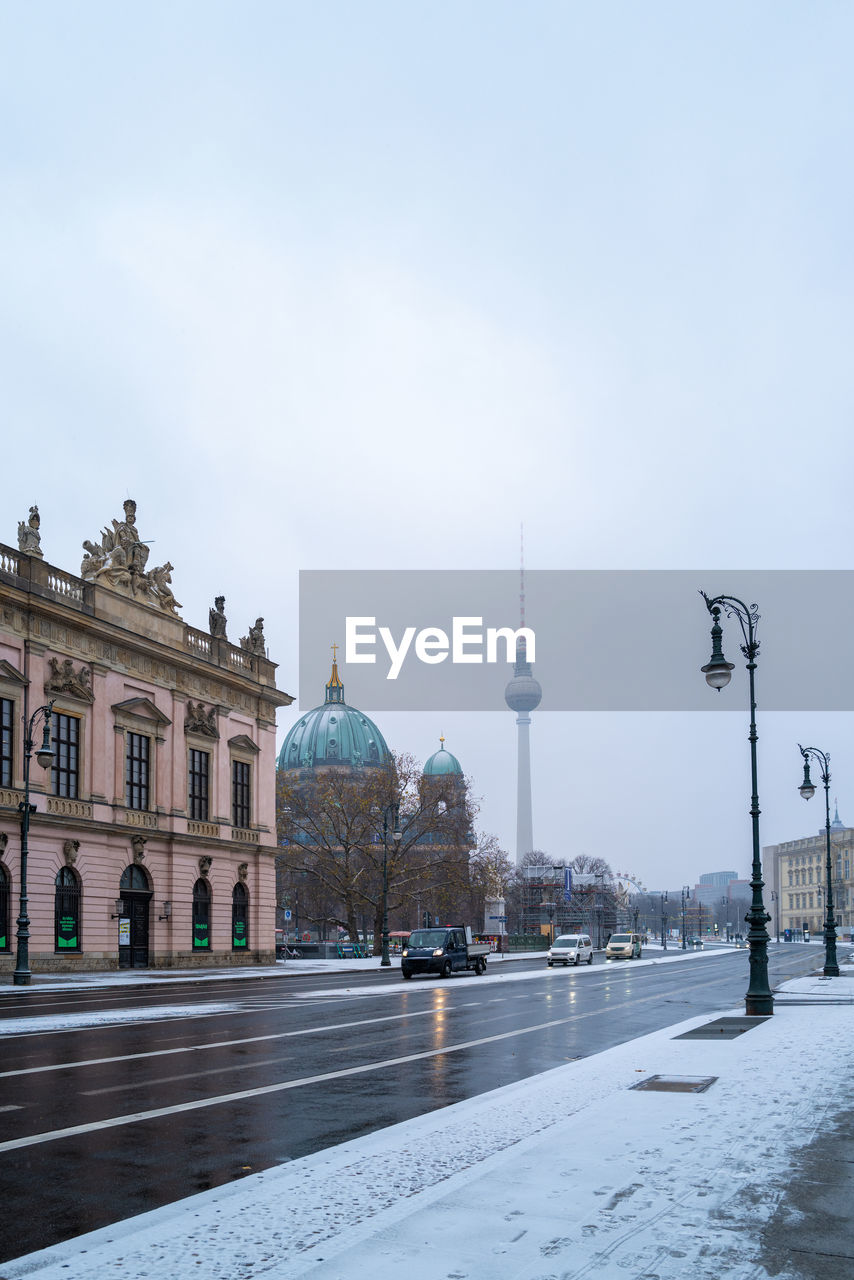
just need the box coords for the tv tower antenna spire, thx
[520,522,525,627]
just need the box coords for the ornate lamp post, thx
[14,701,55,986]
[381,805,402,967]
[700,593,773,1016]
[681,886,691,949]
[797,745,839,977]
[660,891,668,950]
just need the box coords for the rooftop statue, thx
[209,596,228,638]
[79,499,181,614]
[240,617,266,656]
[17,505,43,558]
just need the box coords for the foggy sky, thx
[2,2,853,888]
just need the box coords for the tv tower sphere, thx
[504,669,542,714]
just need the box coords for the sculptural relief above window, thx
[185,700,219,739]
[45,657,94,703]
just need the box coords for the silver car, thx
[547,934,594,966]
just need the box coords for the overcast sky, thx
[3,2,853,890]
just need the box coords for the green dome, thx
[423,737,462,777]
[277,660,390,772]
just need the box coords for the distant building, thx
[764,803,853,939]
[693,870,740,910]
[699,870,739,887]
[1,501,291,973]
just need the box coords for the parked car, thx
[605,932,642,960]
[547,934,594,967]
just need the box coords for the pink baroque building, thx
[0,500,292,972]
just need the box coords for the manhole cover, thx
[632,1075,717,1093]
[674,1016,770,1040]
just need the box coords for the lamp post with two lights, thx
[13,701,55,986]
[700,592,773,1016]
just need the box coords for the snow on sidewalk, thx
[5,973,853,1280]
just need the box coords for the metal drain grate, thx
[632,1075,717,1093]
[673,1016,770,1040]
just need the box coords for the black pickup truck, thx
[401,926,490,979]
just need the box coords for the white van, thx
[547,934,594,967]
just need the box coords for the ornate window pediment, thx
[0,660,26,686]
[228,733,259,756]
[112,697,172,728]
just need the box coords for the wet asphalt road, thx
[0,945,822,1262]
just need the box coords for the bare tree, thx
[277,751,477,951]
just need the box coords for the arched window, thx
[55,867,81,952]
[120,865,150,893]
[192,878,211,950]
[0,863,10,952]
[232,882,249,950]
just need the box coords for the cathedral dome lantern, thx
[423,736,463,778]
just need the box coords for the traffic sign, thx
[284,909,292,920]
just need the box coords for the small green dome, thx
[423,736,462,777]
[277,659,390,771]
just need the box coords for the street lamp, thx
[681,886,691,949]
[700,593,773,1016]
[797,745,839,977]
[660,891,668,950]
[595,874,606,950]
[769,891,780,944]
[381,804,402,968]
[14,701,55,986]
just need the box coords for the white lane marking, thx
[0,1105,22,1112]
[82,1056,289,1094]
[0,1003,479,1079]
[0,989,678,1154]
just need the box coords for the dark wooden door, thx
[130,896,150,967]
[119,892,151,968]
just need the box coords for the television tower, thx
[504,526,542,865]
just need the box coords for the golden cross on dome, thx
[331,642,338,662]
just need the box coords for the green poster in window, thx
[233,920,246,948]
[0,935,5,949]
[193,923,209,948]
[58,914,78,949]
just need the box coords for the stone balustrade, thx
[231,827,260,843]
[1,542,277,686]
[187,820,220,839]
[47,797,93,819]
